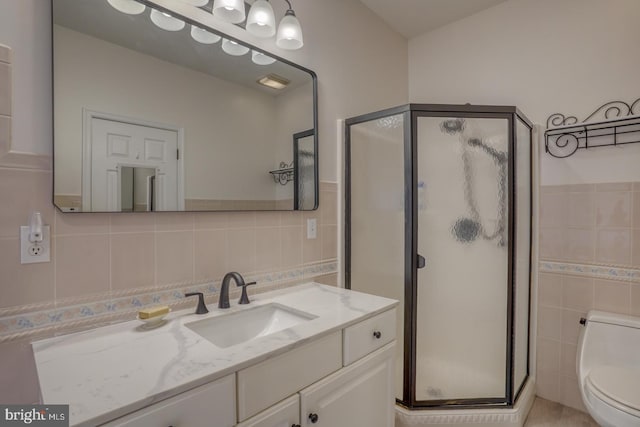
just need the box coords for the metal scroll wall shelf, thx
[545,98,640,158]
[269,161,293,185]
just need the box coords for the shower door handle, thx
[417,254,426,269]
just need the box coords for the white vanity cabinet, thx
[100,374,236,427]
[236,309,397,427]
[300,343,395,427]
[34,285,399,427]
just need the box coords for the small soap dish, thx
[136,309,171,329]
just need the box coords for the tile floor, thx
[524,397,599,426]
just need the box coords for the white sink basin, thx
[185,303,317,348]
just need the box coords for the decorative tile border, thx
[0,260,337,343]
[539,261,640,283]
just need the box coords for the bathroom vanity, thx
[32,283,398,426]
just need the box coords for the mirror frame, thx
[51,0,319,212]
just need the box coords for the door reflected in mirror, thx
[121,167,156,212]
[52,0,317,213]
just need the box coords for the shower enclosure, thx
[345,104,532,410]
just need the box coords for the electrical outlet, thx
[20,225,50,264]
[306,218,317,239]
[28,245,44,256]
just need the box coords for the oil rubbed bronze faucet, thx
[184,292,209,315]
[218,272,256,308]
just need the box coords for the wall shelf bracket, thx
[269,161,294,185]
[545,98,640,158]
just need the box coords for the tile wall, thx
[0,167,338,403]
[537,182,640,411]
[0,172,338,334]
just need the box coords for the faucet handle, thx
[185,292,209,315]
[238,281,257,305]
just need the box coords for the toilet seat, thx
[585,366,640,418]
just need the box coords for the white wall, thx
[408,0,640,185]
[54,25,286,201]
[274,81,314,201]
[149,0,409,183]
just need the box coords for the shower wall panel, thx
[349,114,406,399]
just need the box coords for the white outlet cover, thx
[20,225,51,264]
[306,218,317,239]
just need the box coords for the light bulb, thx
[221,39,250,56]
[251,50,276,65]
[246,0,276,38]
[191,25,221,44]
[179,0,209,6]
[276,10,303,50]
[212,0,246,24]
[107,0,146,15]
[150,9,186,31]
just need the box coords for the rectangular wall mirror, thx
[52,0,318,212]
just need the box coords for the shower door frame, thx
[344,103,533,410]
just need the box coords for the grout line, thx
[189,212,195,284]
[153,214,157,288]
[108,214,113,293]
[53,210,58,308]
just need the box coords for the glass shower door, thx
[414,114,510,403]
[347,113,407,400]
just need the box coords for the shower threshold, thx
[395,379,536,427]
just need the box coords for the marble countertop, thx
[32,283,398,426]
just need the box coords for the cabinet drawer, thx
[237,331,342,422]
[100,374,235,427]
[343,309,396,366]
[236,395,299,427]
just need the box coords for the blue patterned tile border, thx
[539,261,640,283]
[0,260,338,343]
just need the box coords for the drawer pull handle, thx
[292,424,301,427]
[373,331,382,339]
[309,413,319,423]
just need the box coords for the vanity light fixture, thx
[246,0,276,38]
[276,0,303,50]
[213,0,304,50]
[222,38,250,56]
[107,0,145,15]
[212,0,246,24]
[257,73,290,90]
[251,50,277,65]
[150,9,186,31]
[191,25,222,44]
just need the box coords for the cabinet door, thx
[100,374,235,427]
[236,395,300,427]
[299,342,395,427]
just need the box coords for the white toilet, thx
[576,310,640,427]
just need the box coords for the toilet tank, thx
[577,311,640,376]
